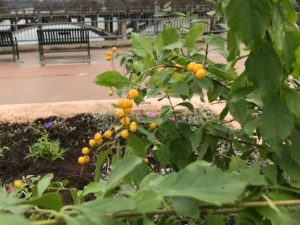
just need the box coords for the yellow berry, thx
[116,109,125,118]
[120,117,131,126]
[124,99,133,108]
[108,90,113,96]
[96,139,103,145]
[193,64,204,73]
[116,99,126,108]
[78,156,86,165]
[112,47,118,53]
[82,147,90,155]
[124,107,133,115]
[106,50,113,57]
[104,130,113,139]
[130,124,138,133]
[149,122,158,130]
[94,132,103,141]
[187,62,196,72]
[106,56,112,61]
[120,130,129,139]
[84,156,90,164]
[89,139,96,147]
[128,89,139,99]
[195,68,206,79]
[13,180,23,188]
[144,158,149,164]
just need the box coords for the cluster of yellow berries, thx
[106,46,118,61]
[115,89,140,139]
[78,89,158,165]
[187,62,206,79]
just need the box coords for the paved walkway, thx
[0,46,245,125]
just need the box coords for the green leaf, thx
[106,156,143,191]
[81,182,103,197]
[170,138,192,169]
[132,190,162,213]
[176,102,194,112]
[26,192,63,211]
[227,29,240,61]
[95,149,111,182]
[258,96,294,147]
[245,41,283,100]
[158,161,249,205]
[289,127,300,166]
[226,0,272,47]
[95,71,130,89]
[37,173,53,197]
[282,87,300,118]
[126,134,147,158]
[172,197,199,217]
[186,23,204,49]
[228,99,247,124]
[173,81,190,98]
[163,41,184,50]
[161,26,179,45]
[292,45,300,77]
[83,197,136,213]
[131,33,153,57]
[0,214,30,225]
[276,146,300,182]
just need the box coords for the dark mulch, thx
[0,114,118,189]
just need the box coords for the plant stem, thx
[30,199,300,224]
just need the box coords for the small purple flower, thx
[44,121,54,129]
[136,111,142,118]
[147,112,157,118]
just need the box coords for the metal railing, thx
[0,11,226,44]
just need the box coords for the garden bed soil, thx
[0,114,118,189]
[0,110,213,189]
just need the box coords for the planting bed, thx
[0,114,118,189]
[0,110,213,189]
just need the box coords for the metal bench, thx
[0,30,20,61]
[37,28,90,60]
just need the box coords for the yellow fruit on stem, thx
[94,132,102,141]
[130,124,138,133]
[108,90,113,96]
[96,139,103,145]
[84,156,90,163]
[116,109,125,118]
[149,122,158,130]
[13,180,23,188]
[104,130,113,139]
[128,89,139,99]
[195,68,206,79]
[121,130,129,139]
[120,117,131,126]
[82,147,90,155]
[187,62,196,72]
[144,158,149,164]
[78,156,85,165]
[106,56,112,61]
[124,107,133,115]
[124,99,133,108]
[193,63,204,73]
[89,139,96,147]
[112,47,118,53]
[106,50,113,57]
[116,99,126,108]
